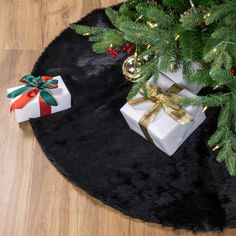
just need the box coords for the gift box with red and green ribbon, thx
[7,75,71,123]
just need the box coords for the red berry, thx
[230,67,236,76]
[122,43,132,55]
[126,47,132,55]
[107,47,120,59]
[107,47,113,53]
[111,52,119,59]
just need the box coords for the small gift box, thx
[161,63,202,94]
[120,74,206,156]
[7,75,71,123]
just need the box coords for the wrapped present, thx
[120,74,206,156]
[161,63,202,94]
[7,75,71,123]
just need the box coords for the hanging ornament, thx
[230,67,236,76]
[107,46,120,59]
[122,54,143,82]
[122,43,133,55]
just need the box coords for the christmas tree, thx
[70,0,236,176]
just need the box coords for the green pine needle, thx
[70,0,236,176]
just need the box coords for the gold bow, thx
[128,83,193,142]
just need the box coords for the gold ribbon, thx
[128,83,193,143]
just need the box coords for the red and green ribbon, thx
[7,75,58,116]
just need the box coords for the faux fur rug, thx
[30,6,236,232]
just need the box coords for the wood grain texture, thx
[0,0,235,235]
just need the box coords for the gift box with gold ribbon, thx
[7,75,71,123]
[120,74,206,156]
[161,62,202,94]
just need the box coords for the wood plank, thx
[1,0,43,50]
[0,50,40,236]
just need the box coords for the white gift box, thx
[120,74,206,156]
[161,63,202,94]
[7,76,71,123]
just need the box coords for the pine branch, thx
[225,151,236,176]
[139,57,160,80]
[180,31,204,61]
[70,0,236,176]
[208,98,236,176]
[180,8,206,30]
[188,69,217,87]
[105,7,132,29]
[70,24,126,53]
[162,0,188,13]
[127,78,147,100]
[217,100,231,128]
[182,93,229,107]
[136,2,175,28]
[210,68,235,86]
[204,42,233,74]
[208,128,225,147]
[204,1,236,25]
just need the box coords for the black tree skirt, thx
[30,6,236,232]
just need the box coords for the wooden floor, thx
[0,0,235,235]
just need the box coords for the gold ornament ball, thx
[122,55,143,82]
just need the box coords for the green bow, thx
[7,75,58,106]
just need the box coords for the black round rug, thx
[30,6,236,232]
